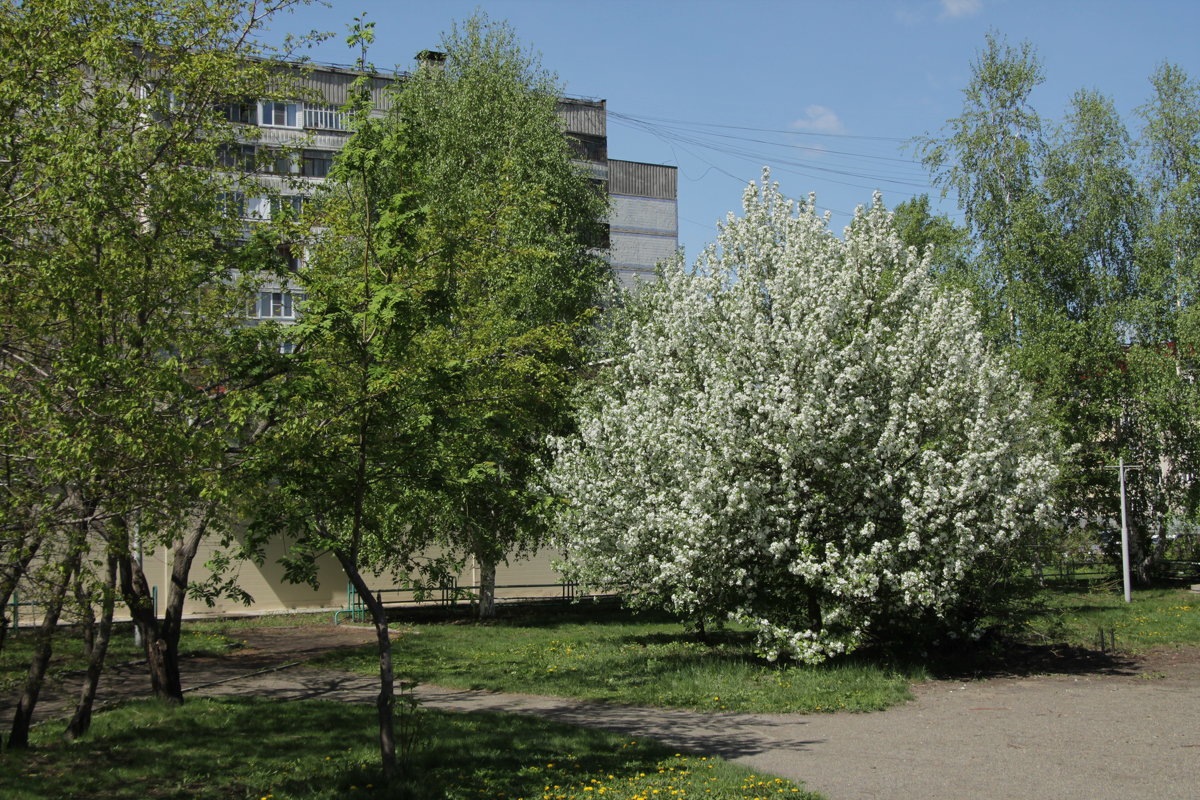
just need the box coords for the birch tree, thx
[919,36,1200,582]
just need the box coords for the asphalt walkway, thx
[192,664,1200,800]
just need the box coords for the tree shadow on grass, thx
[0,698,806,800]
[857,637,1141,682]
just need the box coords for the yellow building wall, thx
[140,535,570,617]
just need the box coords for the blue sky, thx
[266,0,1200,261]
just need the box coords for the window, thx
[304,104,348,131]
[266,149,296,175]
[270,195,305,219]
[142,84,184,118]
[216,191,246,219]
[568,134,607,163]
[301,149,333,178]
[221,101,256,125]
[276,244,302,272]
[217,143,256,172]
[245,196,271,219]
[259,100,300,128]
[252,291,305,319]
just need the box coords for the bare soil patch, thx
[221,624,378,664]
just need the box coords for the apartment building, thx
[154,61,678,616]
[232,63,677,330]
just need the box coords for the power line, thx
[610,112,921,166]
[610,112,911,143]
[608,111,938,198]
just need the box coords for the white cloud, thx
[790,105,846,135]
[940,0,982,18]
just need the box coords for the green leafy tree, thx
[891,194,974,289]
[916,32,1045,345]
[0,0,302,744]
[1125,63,1200,571]
[919,35,1200,582]
[254,14,608,782]
[1033,89,1146,571]
[395,16,610,617]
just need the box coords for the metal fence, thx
[1032,554,1200,587]
[5,585,158,631]
[3,593,40,631]
[334,580,618,624]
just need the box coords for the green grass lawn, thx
[311,587,1200,712]
[3,589,1195,800]
[312,604,920,714]
[0,697,820,800]
[1024,586,1200,653]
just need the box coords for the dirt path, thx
[0,624,379,726]
[6,626,1199,800]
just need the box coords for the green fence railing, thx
[332,579,613,624]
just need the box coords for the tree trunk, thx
[807,587,823,633]
[158,521,208,696]
[1126,492,1153,587]
[116,515,209,704]
[477,557,496,619]
[65,556,118,741]
[118,548,175,702]
[0,534,42,657]
[7,539,83,749]
[335,550,397,784]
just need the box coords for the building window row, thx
[216,144,335,179]
[220,100,348,131]
[250,290,306,320]
[217,192,307,220]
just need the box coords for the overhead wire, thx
[609,112,911,143]
[607,110,948,219]
[609,111,932,189]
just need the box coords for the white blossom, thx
[547,172,1058,663]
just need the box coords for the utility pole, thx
[1106,458,1141,603]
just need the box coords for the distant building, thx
[556,99,679,286]
[236,63,677,328]
[163,61,678,616]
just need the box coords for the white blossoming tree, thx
[548,173,1059,663]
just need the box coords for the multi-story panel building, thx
[148,61,677,617]
[557,97,679,286]
[609,159,679,284]
[233,64,676,291]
